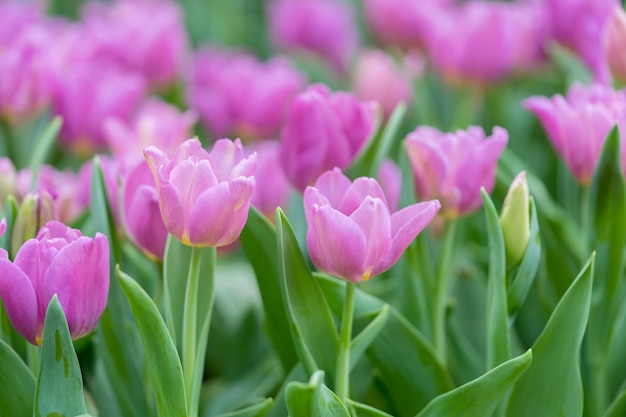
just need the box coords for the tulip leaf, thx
[545,41,592,85]
[90,158,149,417]
[586,126,626,360]
[317,274,453,416]
[285,370,350,416]
[481,188,510,370]
[348,401,394,417]
[214,398,274,417]
[507,196,541,317]
[266,364,308,417]
[239,207,298,372]
[29,116,62,191]
[506,253,595,417]
[0,195,17,256]
[117,267,188,417]
[416,349,532,417]
[0,339,34,417]
[34,295,87,417]
[275,208,339,380]
[603,387,626,417]
[349,304,389,370]
[348,103,405,178]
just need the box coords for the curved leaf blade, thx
[285,370,350,417]
[0,339,34,417]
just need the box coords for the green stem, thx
[182,246,203,416]
[335,281,356,404]
[0,118,14,163]
[432,220,457,364]
[27,343,39,376]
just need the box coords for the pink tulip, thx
[77,156,121,224]
[0,221,109,345]
[405,126,508,218]
[603,6,626,84]
[188,48,305,140]
[278,84,378,192]
[304,168,440,283]
[144,138,256,247]
[248,141,291,220]
[377,159,402,213]
[0,1,43,47]
[81,0,188,87]
[104,97,197,171]
[122,160,168,260]
[524,82,626,185]
[268,0,359,74]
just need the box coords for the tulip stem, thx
[336,281,356,404]
[0,118,14,164]
[432,220,457,365]
[182,246,203,416]
[27,343,39,375]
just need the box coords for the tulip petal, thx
[156,181,185,240]
[348,196,391,278]
[376,200,440,275]
[0,259,38,344]
[125,184,167,259]
[170,139,207,166]
[44,234,110,339]
[306,204,367,282]
[311,167,351,208]
[13,240,50,321]
[340,177,388,215]
[209,138,246,180]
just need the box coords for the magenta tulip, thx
[0,221,109,345]
[524,82,626,185]
[304,168,440,283]
[603,6,626,84]
[144,138,256,247]
[122,160,168,260]
[248,141,291,220]
[278,84,378,192]
[405,126,508,218]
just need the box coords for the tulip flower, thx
[524,82,626,185]
[0,221,109,345]
[304,168,440,283]
[144,138,256,247]
[500,171,530,267]
[603,6,626,84]
[404,125,508,218]
[122,160,168,260]
[10,190,55,258]
[248,141,291,220]
[278,84,378,192]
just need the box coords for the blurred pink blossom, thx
[268,0,359,74]
[188,48,305,141]
[247,141,291,220]
[603,6,626,84]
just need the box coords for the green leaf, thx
[0,196,17,255]
[29,116,62,191]
[546,41,592,85]
[507,197,541,317]
[348,401,394,417]
[215,398,274,417]
[603,387,626,417]
[239,207,298,372]
[34,296,87,417]
[275,209,339,380]
[416,349,532,417]
[348,103,404,178]
[506,253,595,417]
[285,371,350,417]
[481,189,510,370]
[349,304,389,370]
[317,275,453,416]
[265,364,307,417]
[90,158,149,417]
[117,267,188,417]
[0,339,34,417]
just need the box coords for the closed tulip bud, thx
[144,138,256,247]
[0,221,109,345]
[499,171,530,267]
[304,168,440,283]
[11,190,56,259]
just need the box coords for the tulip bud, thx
[11,190,56,258]
[499,171,530,267]
[603,6,626,84]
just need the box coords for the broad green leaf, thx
[34,296,87,417]
[482,189,510,370]
[603,388,626,417]
[349,401,394,417]
[275,209,339,380]
[507,197,541,317]
[348,103,404,178]
[239,207,298,372]
[117,267,188,417]
[215,398,274,417]
[416,349,532,417]
[90,159,149,417]
[285,371,350,417]
[266,364,307,417]
[317,275,453,416]
[506,254,595,417]
[29,116,62,191]
[0,339,34,417]
[349,304,389,370]
[586,126,626,359]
